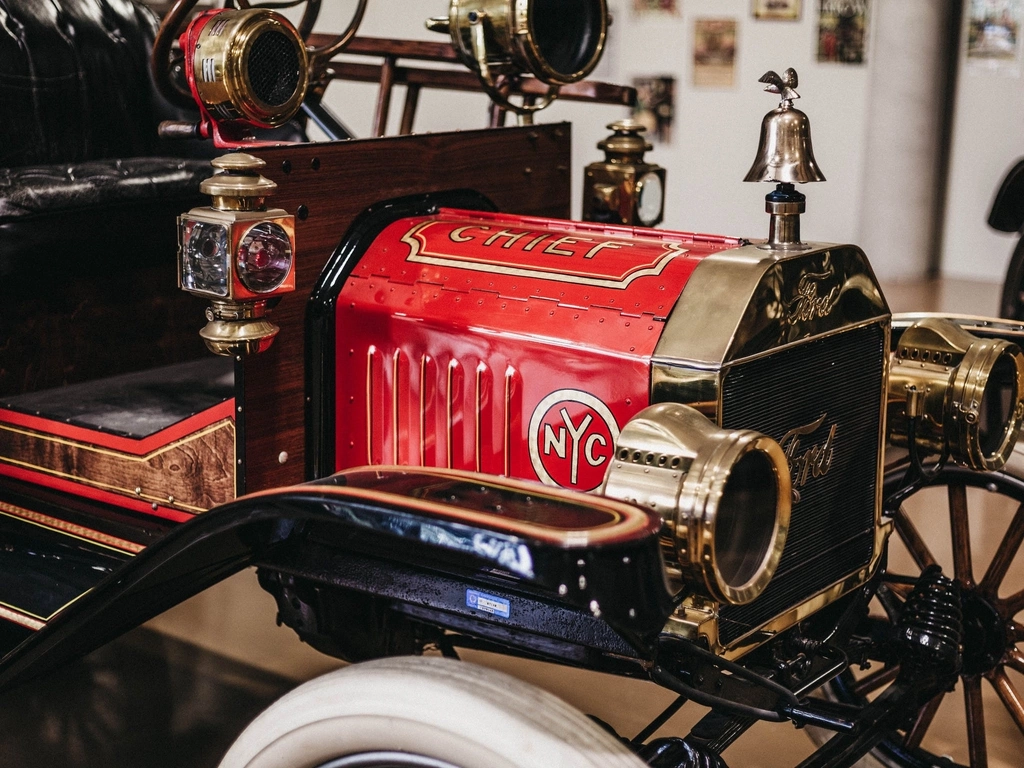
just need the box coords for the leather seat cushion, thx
[0,157,211,221]
[0,0,170,167]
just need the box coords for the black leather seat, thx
[0,0,213,396]
[0,0,213,241]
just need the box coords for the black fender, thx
[0,467,672,691]
[989,158,1024,233]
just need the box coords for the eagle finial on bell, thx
[745,68,825,250]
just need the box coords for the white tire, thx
[219,656,648,768]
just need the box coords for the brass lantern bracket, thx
[466,12,558,123]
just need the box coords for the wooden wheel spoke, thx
[1011,621,1024,644]
[1006,648,1024,675]
[886,582,913,600]
[964,676,988,768]
[1002,589,1024,618]
[850,664,899,697]
[980,501,1024,596]
[990,669,1024,736]
[949,483,975,587]
[904,692,943,750]
[893,505,938,571]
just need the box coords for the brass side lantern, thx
[583,120,666,227]
[426,0,608,120]
[744,68,825,250]
[178,153,296,356]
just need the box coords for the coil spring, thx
[897,564,963,678]
[638,738,729,768]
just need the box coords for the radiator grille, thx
[717,323,885,645]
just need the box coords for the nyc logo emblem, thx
[528,390,620,492]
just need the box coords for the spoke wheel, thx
[829,466,1024,768]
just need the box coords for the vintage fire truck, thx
[2,1,1024,766]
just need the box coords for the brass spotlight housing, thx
[889,317,1024,471]
[600,403,791,606]
[426,0,608,117]
[178,153,296,357]
[189,9,309,128]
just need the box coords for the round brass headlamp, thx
[191,9,309,128]
[428,0,607,116]
[600,403,791,606]
[889,317,1024,471]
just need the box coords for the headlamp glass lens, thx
[181,219,229,297]
[236,221,292,293]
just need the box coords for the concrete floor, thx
[6,277,1020,767]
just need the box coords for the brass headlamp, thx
[889,317,1024,471]
[178,153,296,356]
[186,9,309,129]
[426,0,608,119]
[600,403,791,606]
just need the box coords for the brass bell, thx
[744,74,824,184]
[744,69,824,250]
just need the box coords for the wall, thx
[941,14,1024,283]
[313,2,892,270]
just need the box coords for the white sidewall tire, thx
[219,656,647,768]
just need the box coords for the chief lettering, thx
[446,224,634,261]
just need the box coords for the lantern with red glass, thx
[178,153,296,355]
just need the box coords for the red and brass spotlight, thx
[426,0,608,119]
[178,153,295,356]
[601,403,791,606]
[179,9,309,145]
[889,317,1024,471]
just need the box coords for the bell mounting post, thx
[744,68,825,251]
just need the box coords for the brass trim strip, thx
[366,345,377,464]
[0,501,144,555]
[392,348,401,465]
[504,366,514,477]
[475,362,486,473]
[446,359,458,469]
[0,604,45,631]
[420,355,428,466]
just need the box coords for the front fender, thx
[0,466,670,691]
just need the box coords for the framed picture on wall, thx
[753,0,801,20]
[693,18,738,87]
[965,0,1024,70]
[632,76,676,144]
[817,0,869,64]
[633,0,678,14]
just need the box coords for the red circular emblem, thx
[528,390,620,492]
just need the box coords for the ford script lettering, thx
[787,269,840,325]
[778,413,836,501]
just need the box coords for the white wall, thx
[941,19,1024,283]
[313,2,890,267]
